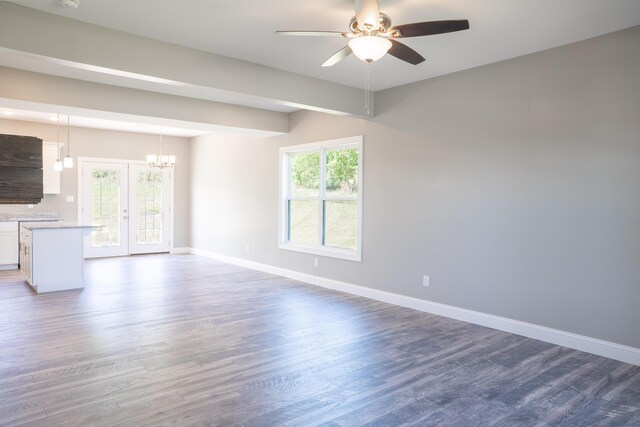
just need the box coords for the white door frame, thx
[77,157,175,256]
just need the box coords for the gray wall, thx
[190,26,640,348]
[0,119,191,247]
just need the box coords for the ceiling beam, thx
[0,3,371,117]
[0,66,288,136]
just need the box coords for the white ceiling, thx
[8,0,640,91]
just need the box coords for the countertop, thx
[20,222,96,230]
[0,212,59,221]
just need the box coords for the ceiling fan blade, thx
[355,0,380,30]
[276,31,349,37]
[322,45,353,67]
[387,39,425,65]
[389,20,470,38]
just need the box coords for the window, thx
[279,136,362,261]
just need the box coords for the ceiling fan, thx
[277,0,470,67]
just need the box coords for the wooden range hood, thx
[0,134,43,204]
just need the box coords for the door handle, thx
[123,216,129,219]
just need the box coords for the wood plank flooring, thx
[0,254,638,426]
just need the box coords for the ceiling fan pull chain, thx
[365,61,371,115]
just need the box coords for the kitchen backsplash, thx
[0,212,59,221]
[0,196,66,219]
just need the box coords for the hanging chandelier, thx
[146,129,175,169]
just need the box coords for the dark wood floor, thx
[0,254,638,426]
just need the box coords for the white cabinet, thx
[43,142,62,195]
[0,221,19,269]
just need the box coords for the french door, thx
[81,160,171,258]
[82,162,128,258]
[128,164,170,254]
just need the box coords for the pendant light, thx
[63,115,73,168]
[53,114,63,172]
[146,129,175,169]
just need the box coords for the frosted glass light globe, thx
[348,36,392,63]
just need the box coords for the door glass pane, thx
[136,170,163,245]
[288,200,319,245]
[289,152,320,197]
[90,169,121,247]
[325,148,358,197]
[324,200,358,250]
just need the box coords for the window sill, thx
[278,242,362,262]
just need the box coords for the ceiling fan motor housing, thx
[350,13,392,34]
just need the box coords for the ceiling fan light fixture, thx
[348,36,392,63]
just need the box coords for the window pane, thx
[135,170,163,245]
[289,152,320,197]
[324,200,358,250]
[288,200,319,245]
[326,148,358,197]
[90,169,121,247]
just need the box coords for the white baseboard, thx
[186,247,640,366]
[170,247,191,254]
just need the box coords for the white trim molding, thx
[186,247,640,366]
[170,247,191,254]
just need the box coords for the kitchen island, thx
[20,222,95,293]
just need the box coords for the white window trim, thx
[278,135,363,262]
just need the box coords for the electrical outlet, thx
[423,275,430,287]
[314,258,319,268]
[66,195,74,203]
